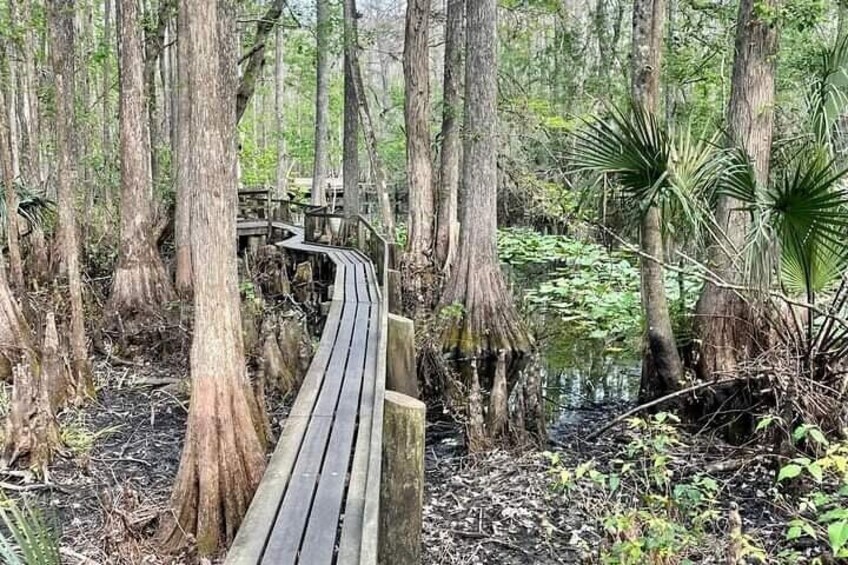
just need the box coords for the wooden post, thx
[379,391,425,565]
[387,314,418,398]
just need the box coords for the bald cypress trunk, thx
[108,0,175,323]
[404,0,434,272]
[435,0,464,273]
[439,0,537,450]
[174,1,192,296]
[158,0,266,554]
[311,0,330,206]
[48,0,93,398]
[343,0,360,216]
[694,0,777,381]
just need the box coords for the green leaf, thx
[828,520,848,555]
[778,464,804,481]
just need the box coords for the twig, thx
[585,378,751,440]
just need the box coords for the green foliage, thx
[721,147,848,297]
[572,105,717,244]
[546,413,747,564]
[774,425,848,560]
[498,228,699,344]
[0,496,60,565]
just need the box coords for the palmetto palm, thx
[573,105,718,244]
[0,182,54,238]
[722,146,848,300]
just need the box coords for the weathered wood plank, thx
[299,303,372,564]
[337,305,380,564]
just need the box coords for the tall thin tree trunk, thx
[17,0,42,192]
[435,0,464,272]
[48,0,94,398]
[351,43,395,235]
[630,0,683,400]
[274,25,288,197]
[0,76,24,291]
[439,0,536,449]
[109,0,175,321]
[158,0,265,554]
[174,1,192,296]
[343,0,360,217]
[404,0,434,269]
[694,0,777,381]
[311,0,330,206]
[102,0,112,167]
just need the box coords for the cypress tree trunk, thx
[404,0,434,272]
[343,0,360,216]
[694,0,777,381]
[435,0,464,273]
[174,1,192,296]
[274,25,288,197]
[47,0,94,398]
[630,0,684,400]
[158,0,266,554]
[108,0,175,322]
[439,0,537,450]
[311,0,330,206]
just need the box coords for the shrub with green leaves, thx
[0,496,60,565]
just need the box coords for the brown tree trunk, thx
[351,37,395,235]
[158,0,266,554]
[630,0,683,401]
[174,1,192,296]
[404,0,434,270]
[311,0,330,206]
[235,0,285,125]
[109,0,175,321]
[48,0,94,398]
[274,25,288,197]
[694,0,777,381]
[0,63,24,290]
[435,0,464,272]
[439,0,535,448]
[343,0,360,217]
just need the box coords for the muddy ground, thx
[3,369,818,564]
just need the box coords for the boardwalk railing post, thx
[387,314,418,399]
[378,391,425,565]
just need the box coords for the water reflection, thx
[538,325,640,429]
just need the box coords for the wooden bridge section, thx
[228,191,404,565]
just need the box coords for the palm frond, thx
[0,496,61,565]
[807,33,848,150]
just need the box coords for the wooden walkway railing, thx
[228,192,410,565]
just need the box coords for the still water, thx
[537,322,640,431]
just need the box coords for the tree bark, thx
[274,25,288,197]
[48,0,94,399]
[630,0,683,401]
[343,0,360,217]
[404,0,434,270]
[143,0,175,192]
[311,0,330,206]
[694,0,777,381]
[236,0,285,125]
[351,34,395,235]
[158,0,266,554]
[109,0,175,322]
[174,0,192,296]
[439,0,535,448]
[435,0,464,273]
[0,60,24,290]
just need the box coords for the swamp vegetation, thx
[2,0,848,562]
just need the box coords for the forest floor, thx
[422,407,821,565]
[7,369,821,564]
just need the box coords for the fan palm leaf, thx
[573,104,717,244]
[718,146,848,297]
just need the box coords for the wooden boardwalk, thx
[228,218,386,565]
